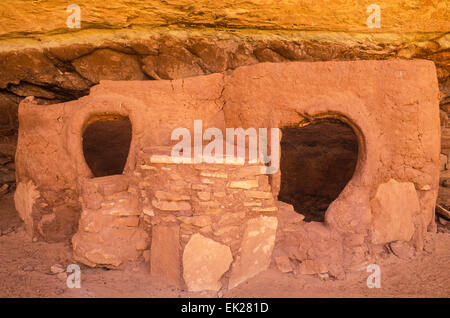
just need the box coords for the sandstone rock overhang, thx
[14,60,440,289]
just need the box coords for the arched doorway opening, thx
[82,114,132,177]
[278,118,359,222]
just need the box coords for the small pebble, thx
[439,217,448,225]
[318,273,330,281]
[51,264,65,274]
[0,184,8,195]
[22,265,34,272]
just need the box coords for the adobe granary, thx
[13,60,440,291]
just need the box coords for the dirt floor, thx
[0,188,449,298]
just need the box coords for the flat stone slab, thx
[183,233,232,292]
[151,224,182,287]
[370,179,418,244]
[228,216,278,289]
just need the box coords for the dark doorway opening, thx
[278,119,358,222]
[82,115,132,177]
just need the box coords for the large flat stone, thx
[152,199,191,211]
[14,180,40,237]
[150,224,182,287]
[370,179,418,244]
[183,233,232,292]
[228,216,278,289]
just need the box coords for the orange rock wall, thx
[0,0,448,39]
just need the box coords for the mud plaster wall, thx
[14,60,440,289]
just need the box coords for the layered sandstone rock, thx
[0,1,447,38]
